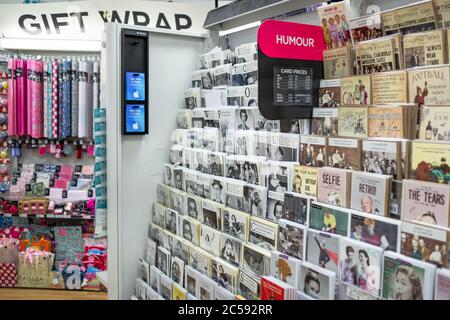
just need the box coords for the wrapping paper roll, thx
[93,60,100,109]
[71,60,79,137]
[78,60,93,138]
[26,59,32,136]
[6,56,100,140]
[60,60,71,138]
[15,59,27,136]
[58,61,64,138]
[47,60,53,139]
[43,60,48,138]
[51,60,58,139]
[7,58,16,136]
[30,60,43,138]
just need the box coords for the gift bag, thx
[0,238,19,264]
[29,224,53,240]
[0,226,29,239]
[17,249,54,288]
[48,271,65,289]
[0,263,17,287]
[82,245,107,271]
[82,272,102,291]
[60,264,86,290]
[19,239,51,252]
[54,226,84,264]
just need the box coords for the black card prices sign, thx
[257,20,326,120]
[121,28,149,135]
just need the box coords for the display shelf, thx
[7,137,93,144]
[0,212,94,220]
[203,0,321,31]
[1,194,93,205]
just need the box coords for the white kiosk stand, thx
[104,23,204,299]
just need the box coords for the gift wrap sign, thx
[257,20,325,120]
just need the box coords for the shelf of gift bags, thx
[0,212,94,220]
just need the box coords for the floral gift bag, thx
[53,226,84,264]
[17,249,54,288]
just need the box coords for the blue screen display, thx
[125,104,146,133]
[125,72,145,101]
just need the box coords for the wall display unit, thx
[0,52,107,293]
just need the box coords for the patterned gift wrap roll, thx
[51,60,59,139]
[47,60,54,139]
[15,59,27,136]
[43,59,48,138]
[31,60,44,138]
[7,58,16,136]
[26,59,32,135]
[71,59,79,137]
[58,60,64,138]
[60,59,72,138]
